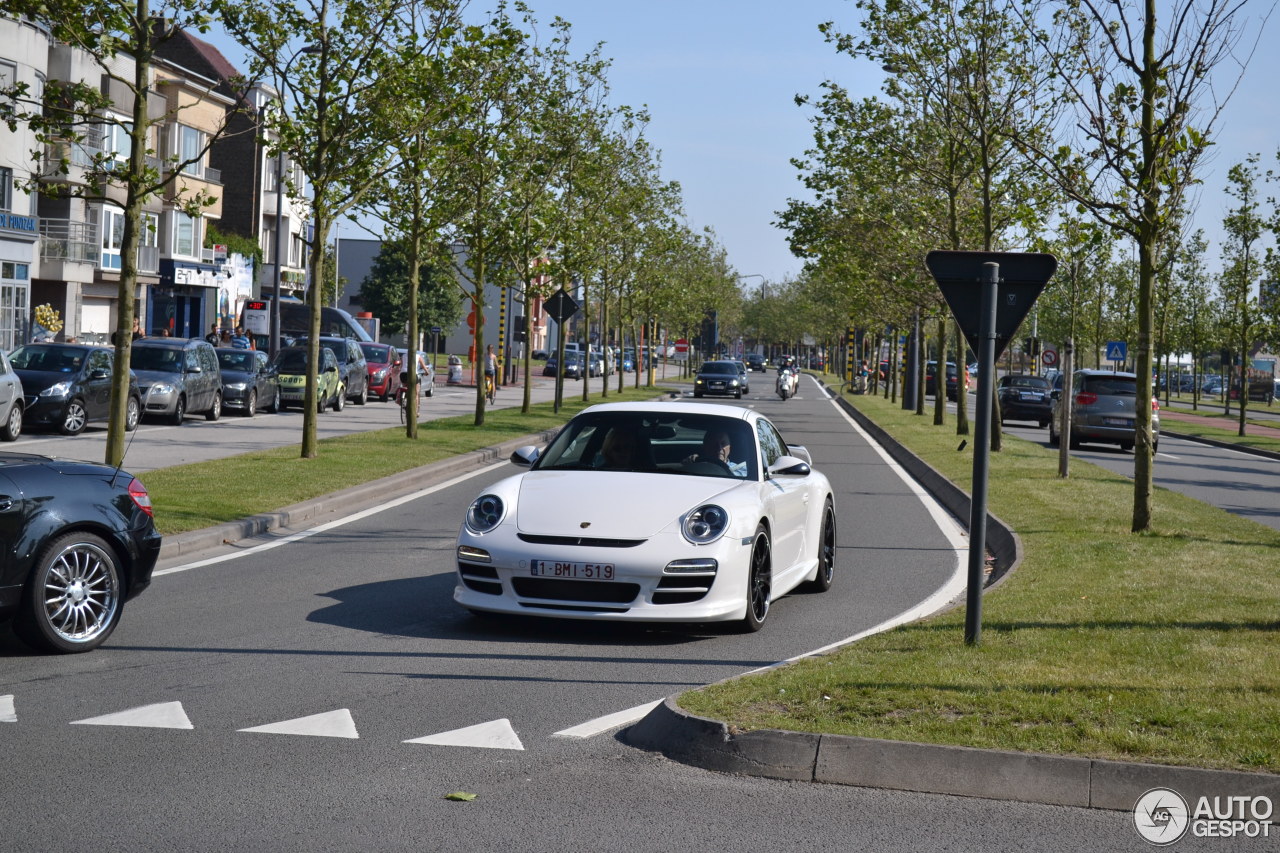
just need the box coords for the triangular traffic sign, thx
[404,718,525,750]
[925,251,1056,360]
[71,701,194,729]
[239,708,359,739]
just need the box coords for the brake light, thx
[128,478,154,518]
[1152,398,1160,411]
[1075,392,1098,405]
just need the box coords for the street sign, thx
[1106,341,1127,362]
[1042,346,1059,368]
[545,290,580,323]
[925,251,1057,360]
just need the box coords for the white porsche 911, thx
[454,402,836,631]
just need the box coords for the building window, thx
[0,167,11,212]
[141,212,159,247]
[104,116,132,166]
[173,211,199,257]
[101,206,125,270]
[0,261,31,353]
[179,125,203,175]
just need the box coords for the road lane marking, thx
[71,701,194,729]
[552,700,663,739]
[239,708,359,739]
[153,461,509,577]
[1,694,14,722]
[405,718,524,750]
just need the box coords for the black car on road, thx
[0,453,161,652]
[9,343,142,435]
[693,360,747,399]
[216,348,280,416]
[997,374,1053,427]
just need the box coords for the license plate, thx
[1019,391,1042,401]
[1103,417,1131,426]
[531,560,615,580]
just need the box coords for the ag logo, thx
[1134,787,1190,845]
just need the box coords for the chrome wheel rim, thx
[64,402,86,433]
[126,398,140,430]
[42,542,119,644]
[6,404,21,437]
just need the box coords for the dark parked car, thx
[361,342,402,402]
[925,361,968,401]
[216,348,279,416]
[1050,369,1160,451]
[543,352,590,380]
[300,336,369,405]
[997,374,1053,427]
[131,338,223,424]
[693,360,747,399]
[9,343,141,435]
[0,453,161,652]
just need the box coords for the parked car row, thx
[0,337,435,439]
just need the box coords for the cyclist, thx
[483,344,498,404]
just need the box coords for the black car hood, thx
[15,368,76,393]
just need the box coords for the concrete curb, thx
[625,698,1280,809]
[157,428,561,561]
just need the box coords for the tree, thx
[1020,0,1260,532]
[1,0,252,465]
[1219,156,1266,435]
[357,238,462,336]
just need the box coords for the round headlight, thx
[682,504,729,544]
[466,494,505,533]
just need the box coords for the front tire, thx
[333,386,346,412]
[244,390,257,417]
[14,532,123,653]
[1,402,22,441]
[60,399,88,435]
[267,389,280,414]
[806,500,836,592]
[737,525,772,633]
[205,392,222,421]
[169,396,186,426]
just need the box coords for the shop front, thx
[153,259,221,338]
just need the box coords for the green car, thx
[272,346,345,412]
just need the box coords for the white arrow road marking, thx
[552,700,662,739]
[1,694,15,723]
[71,701,194,729]
[404,718,524,750]
[239,708,359,739]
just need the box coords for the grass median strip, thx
[679,391,1280,773]
[142,386,665,535]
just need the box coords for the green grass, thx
[142,385,666,535]
[1156,404,1280,454]
[679,391,1280,773]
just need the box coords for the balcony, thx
[39,218,96,264]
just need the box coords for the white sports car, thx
[454,402,836,631]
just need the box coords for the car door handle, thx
[0,495,13,512]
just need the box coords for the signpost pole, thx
[965,262,1000,646]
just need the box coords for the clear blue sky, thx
[208,0,1277,285]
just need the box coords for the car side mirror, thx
[511,445,539,467]
[768,455,811,477]
[187,364,202,373]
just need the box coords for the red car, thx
[360,342,403,402]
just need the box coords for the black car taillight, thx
[128,478,154,517]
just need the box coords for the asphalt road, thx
[4,376,1262,851]
[1,374,1199,852]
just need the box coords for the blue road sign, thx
[1106,341,1127,362]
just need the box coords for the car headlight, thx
[149,383,176,396]
[372,368,386,382]
[40,381,72,398]
[682,504,729,545]
[695,378,705,385]
[466,494,505,534]
[729,379,739,386]
[225,382,247,392]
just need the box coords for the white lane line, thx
[71,701,194,729]
[153,461,508,577]
[552,700,663,739]
[239,708,359,739]
[558,387,969,739]
[1,694,15,723]
[405,718,524,750]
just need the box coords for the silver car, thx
[0,350,24,441]
[1049,369,1159,451]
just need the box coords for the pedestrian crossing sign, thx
[1106,341,1127,362]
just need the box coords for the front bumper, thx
[452,527,751,623]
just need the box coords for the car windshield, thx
[274,350,310,373]
[219,351,254,371]
[533,411,757,480]
[699,362,738,376]
[1082,376,1138,396]
[1005,376,1049,389]
[361,344,391,363]
[10,345,88,372]
[131,346,185,372]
